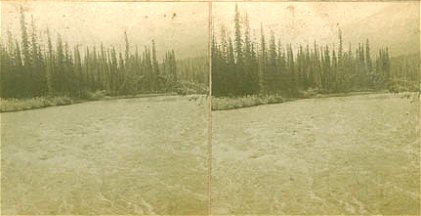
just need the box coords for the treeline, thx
[212,5,420,97]
[389,54,420,91]
[177,56,209,85]
[1,7,207,99]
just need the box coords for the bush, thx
[388,80,419,93]
[212,94,286,110]
[84,90,107,100]
[174,81,208,95]
[387,80,419,93]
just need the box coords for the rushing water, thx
[212,93,420,215]
[1,95,209,214]
[2,93,419,214]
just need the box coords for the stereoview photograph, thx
[1,0,420,215]
[211,1,420,215]
[1,1,209,214]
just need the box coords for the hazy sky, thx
[1,1,418,58]
[212,2,418,46]
[1,1,209,59]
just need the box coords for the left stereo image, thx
[1,1,210,214]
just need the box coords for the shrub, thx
[212,94,286,110]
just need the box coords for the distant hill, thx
[342,3,420,57]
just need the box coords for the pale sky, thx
[212,2,419,50]
[1,1,209,59]
[1,1,419,58]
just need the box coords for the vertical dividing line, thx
[207,1,213,215]
[417,1,421,208]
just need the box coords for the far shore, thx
[0,92,181,113]
[2,90,417,113]
[211,90,417,111]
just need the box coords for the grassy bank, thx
[212,94,290,110]
[1,96,75,112]
[211,90,410,111]
[0,81,208,113]
[0,79,207,113]
[0,92,180,113]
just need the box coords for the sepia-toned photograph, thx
[1,0,420,215]
[211,1,420,215]
[1,1,209,214]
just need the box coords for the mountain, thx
[342,3,420,57]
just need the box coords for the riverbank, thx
[211,94,290,110]
[211,90,406,110]
[0,80,208,113]
[0,92,178,113]
[1,96,75,112]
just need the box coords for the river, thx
[1,95,209,214]
[211,93,420,214]
[2,93,419,214]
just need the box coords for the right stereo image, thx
[210,1,420,215]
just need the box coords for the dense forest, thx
[1,7,208,99]
[212,5,420,97]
